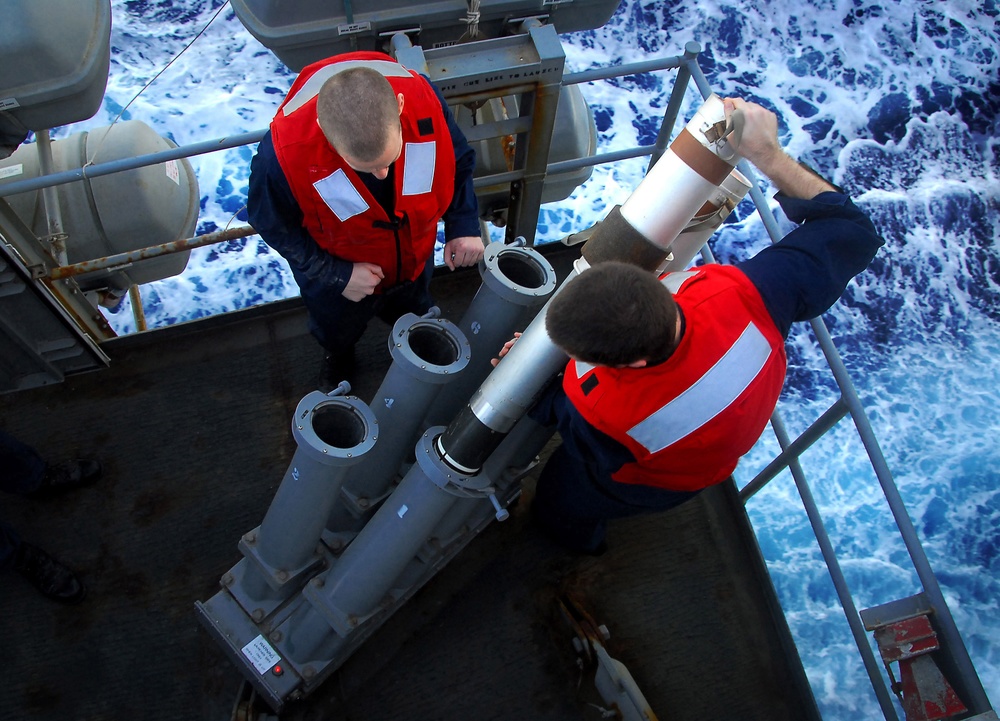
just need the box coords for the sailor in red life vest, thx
[499,97,884,554]
[248,52,483,388]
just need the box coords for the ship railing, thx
[0,38,697,331]
[0,43,992,720]
[673,66,993,721]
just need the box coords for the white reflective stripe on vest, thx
[627,321,772,454]
[401,141,436,195]
[313,168,370,221]
[662,269,699,293]
[282,60,413,116]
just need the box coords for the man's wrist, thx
[758,151,837,200]
[794,159,843,194]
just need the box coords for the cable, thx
[86,1,232,166]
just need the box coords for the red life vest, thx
[269,52,456,290]
[562,265,787,491]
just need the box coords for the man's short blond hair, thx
[317,67,401,163]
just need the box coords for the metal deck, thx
[0,247,818,721]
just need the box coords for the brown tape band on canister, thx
[581,205,668,271]
[672,128,733,186]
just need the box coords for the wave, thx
[47,1,1000,717]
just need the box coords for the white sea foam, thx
[46,1,1000,717]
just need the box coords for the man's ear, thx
[396,93,405,116]
[316,117,337,150]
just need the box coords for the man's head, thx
[317,67,404,179]
[545,261,680,367]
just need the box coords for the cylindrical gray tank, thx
[0,120,200,292]
[0,0,111,132]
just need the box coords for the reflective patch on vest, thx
[313,168,370,221]
[402,141,436,196]
[627,322,772,454]
[661,269,700,293]
[282,60,413,116]
[417,117,434,136]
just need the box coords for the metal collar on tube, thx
[388,310,470,384]
[291,391,378,465]
[480,241,557,306]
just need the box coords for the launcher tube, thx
[328,309,469,529]
[254,391,378,579]
[422,240,556,430]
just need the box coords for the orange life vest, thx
[563,265,787,491]
[270,52,456,289]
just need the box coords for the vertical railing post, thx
[647,41,701,171]
[770,413,901,720]
[732,147,993,714]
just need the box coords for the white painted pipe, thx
[619,94,740,250]
[659,167,752,273]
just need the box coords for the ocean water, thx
[53,0,999,717]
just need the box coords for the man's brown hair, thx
[545,261,679,367]
[316,67,400,163]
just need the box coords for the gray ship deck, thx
[0,245,819,721]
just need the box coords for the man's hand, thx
[443,235,485,271]
[342,262,385,302]
[490,332,522,367]
[723,97,782,170]
[723,97,836,200]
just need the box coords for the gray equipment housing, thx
[0,209,110,394]
[0,0,111,135]
[230,0,621,71]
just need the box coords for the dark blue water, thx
[59,1,1000,717]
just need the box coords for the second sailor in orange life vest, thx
[493,97,884,554]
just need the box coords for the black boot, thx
[13,542,87,604]
[26,459,102,500]
[319,348,357,392]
